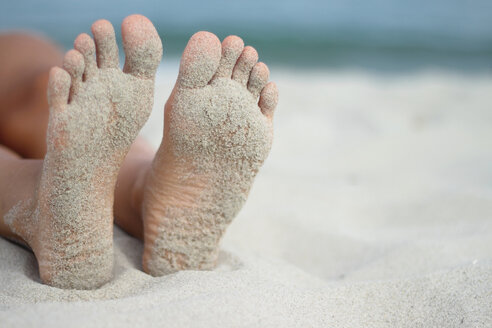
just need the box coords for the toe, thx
[122,14,162,79]
[47,67,71,112]
[259,82,278,118]
[91,19,119,69]
[232,46,258,85]
[177,31,221,88]
[74,33,97,80]
[247,62,269,98]
[62,50,84,101]
[212,35,244,80]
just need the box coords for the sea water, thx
[1,0,491,72]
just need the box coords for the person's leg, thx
[0,145,41,243]
[0,15,162,289]
[0,33,63,158]
[113,138,154,239]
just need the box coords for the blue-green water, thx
[1,0,491,72]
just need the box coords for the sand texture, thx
[1,68,492,327]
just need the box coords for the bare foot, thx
[5,15,162,289]
[142,32,278,276]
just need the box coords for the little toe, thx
[47,67,71,113]
[259,82,278,118]
[74,33,97,80]
[232,46,258,85]
[247,62,269,98]
[122,14,162,79]
[177,31,221,88]
[212,35,244,80]
[62,49,84,100]
[91,19,119,69]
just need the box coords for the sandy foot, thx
[142,32,279,276]
[5,15,162,289]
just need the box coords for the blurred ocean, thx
[1,0,491,72]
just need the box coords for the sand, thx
[1,67,492,327]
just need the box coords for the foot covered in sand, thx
[6,15,162,289]
[142,32,278,276]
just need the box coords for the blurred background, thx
[1,0,492,72]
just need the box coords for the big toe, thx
[177,31,222,88]
[122,14,162,79]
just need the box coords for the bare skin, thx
[0,20,278,284]
[0,33,62,158]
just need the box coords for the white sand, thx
[1,67,492,327]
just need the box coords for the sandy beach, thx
[1,67,491,327]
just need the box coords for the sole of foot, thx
[142,32,278,276]
[6,15,162,289]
